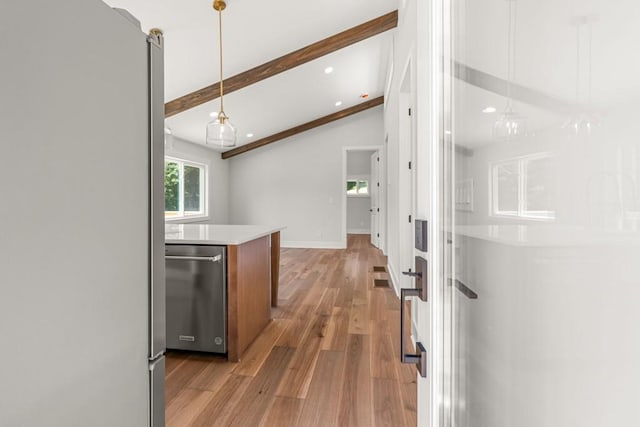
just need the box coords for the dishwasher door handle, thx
[165,255,222,263]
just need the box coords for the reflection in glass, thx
[562,15,601,136]
[447,0,640,424]
[524,155,555,218]
[491,155,555,219]
[493,0,527,139]
[493,105,527,139]
[495,162,519,214]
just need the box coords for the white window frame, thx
[346,175,370,198]
[490,153,555,221]
[164,156,209,222]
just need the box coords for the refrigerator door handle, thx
[148,29,165,427]
[148,28,166,361]
[165,255,222,263]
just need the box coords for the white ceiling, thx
[102,0,396,149]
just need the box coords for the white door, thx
[370,151,380,247]
[438,0,640,425]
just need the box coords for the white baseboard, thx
[387,261,401,298]
[347,229,370,234]
[281,240,345,249]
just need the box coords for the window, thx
[347,179,369,196]
[165,157,207,220]
[491,154,555,220]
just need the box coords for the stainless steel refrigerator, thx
[0,1,165,426]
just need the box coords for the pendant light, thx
[494,0,527,139]
[562,16,600,136]
[164,126,174,151]
[206,0,236,147]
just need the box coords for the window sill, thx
[347,194,371,198]
[165,215,210,224]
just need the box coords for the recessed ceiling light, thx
[335,101,343,107]
[360,93,369,99]
[246,133,254,138]
[209,111,217,117]
[164,127,172,135]
[482,106,497,113]
[324,66,334,74]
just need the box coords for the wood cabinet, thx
[227,235,272,362]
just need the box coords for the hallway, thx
[165,234,417,426]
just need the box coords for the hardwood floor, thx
[165,234,417,426]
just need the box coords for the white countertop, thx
[454,224,640,247]
[165,224,285,245]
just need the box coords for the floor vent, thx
[374,279,390,288]
[373,266,386,272]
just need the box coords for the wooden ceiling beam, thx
[221,96,384,159]
[165,11,398,117]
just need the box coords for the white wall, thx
[347,150,374,233]
[165,136,229,224]
[347,150,373,175]
[228,107,384,248]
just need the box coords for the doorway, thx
[342,146,384,249]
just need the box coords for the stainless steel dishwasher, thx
[165,245,226,353]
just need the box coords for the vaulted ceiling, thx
[103,0,396,153]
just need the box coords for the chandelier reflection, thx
[494,0,527,140]
[562,15,600,137]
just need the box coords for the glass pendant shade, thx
[164,126,174,151]
[493,105,527,139]
[206,113,236,147]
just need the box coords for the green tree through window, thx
[164,157,206,219]
[165,161,179,211]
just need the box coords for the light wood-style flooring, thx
[165,234,417,426]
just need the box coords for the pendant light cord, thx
[575,22,581,106]
[218,6,225,116]
[506,0,517,109]
[587,20,592,110]
[506,0,512,105]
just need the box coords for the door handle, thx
[400,288,427,377]
[450,278,478,299]
[399,255,428,377]
[402,256,428,301]
[165,255,222,263]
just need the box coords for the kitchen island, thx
[165,224,284,362]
